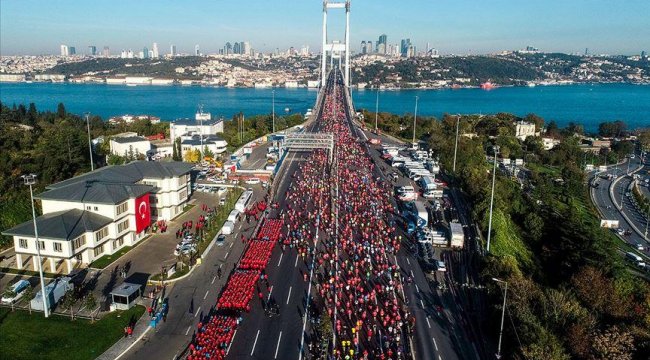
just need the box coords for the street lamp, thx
[272,90,275,134]
[375,90,379,132]
[85,112,94,171]
[492,277,508,359]
[22,174,49,318]
[453,114,460,172]
[412,96,419,148]
[487,145,500,253]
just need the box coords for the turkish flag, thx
[134,194,151,233]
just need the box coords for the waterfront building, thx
[2,162,193,274]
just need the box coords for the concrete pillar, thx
[66,259,73,274]
[49,258,56,273]
[15,253,23,270]
[33,256,40,271]
[321,2,328,87]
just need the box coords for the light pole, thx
[492,278,508,359]
[453,114,460,172]
[487,145,500,253]
[644,205,649,241]
[375,90,379,132]
[85,113,94,171]
[272,90,275,133]
[23,174,49,318]
[412,96,419,148]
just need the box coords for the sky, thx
[1,0,649,56]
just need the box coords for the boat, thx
[480,81,495,90]
[284,107,291,113]
[527,82,536,87]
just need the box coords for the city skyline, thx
[1,0,649,56]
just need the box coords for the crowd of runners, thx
[187,73,410,360]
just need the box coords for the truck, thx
[235,190,253,212]
[221,221,235,235]
[420,176,437,192]
[30,276,74,312]
[449,222,465,249]
[414,200,429,228]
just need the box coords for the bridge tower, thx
[321,0,351,87]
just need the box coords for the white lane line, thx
[204,290,209,300]
[229,242,233,249]
[274,331,283,359]
[415,284,420,293]
[267,285,274,301]
[438,355,442,360]
[426,317,431,329]
[420,299,425,309]
[278,252,284,267]
[410,270,414,277]
[406,258,410,265]
[227,330,237,355]
[219,264,223,269]
[286,286,292,304]
[224,251,229,259]
[194,306,201,318]
[250,329,261,356]
[211,276,216,284]
[433,337,438,351]
[185,326,191,336]
[294,256,299,267]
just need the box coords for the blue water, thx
[1,82,649,132]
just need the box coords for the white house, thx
[109,136,152,157]
[3,161,193,274]
[170,112,224,141]
[515,121,538,141]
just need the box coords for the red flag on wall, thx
[134,194,151,233]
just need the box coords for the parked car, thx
[174,244,197,256]
[219,198,226,206]
[1,279,30,304]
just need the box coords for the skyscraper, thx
[60,44,69,56]
[366,41,373,54]
[170,44,177,56]
[142,47,149,59]
[400,39,411,57]
[243,42,251,56]
[361,41,367,54]
[377,34,387,54]
[195,44,200,56]
[88,45,97,56]
[69,46,76,55]
[239,42,245,55]
[225,42,232,55]
[152,43,159,58]
[233,42,241,54]
[642,50,647,59]
[103,46,110,57]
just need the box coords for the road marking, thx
[438,355,442,360]
[194,306,201,318]
[204,290,209,300]
[278,252,284,266]
[224,251,229,259]
[227,330,237,355]
[219,264,223,269]
[410,270,414,277]
[229,242,233,249]
[420,299,425,309]
[415,284,420,293]
[250,329,260,356]
[185,326,191,336]
[433,337,438,351]
[211,276,216,284]
[267,285,274,301]
[426,317,431,329]
[286,286,292,304]
[406,258,410,265]
[274,331,283,359]
[294,256,299,267]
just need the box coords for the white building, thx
[60,45,69,56]
[2,162,193,274]
[109,136,152,157]
[181,135,228,155]
[515,121,538,141]
[542,137,561,150]
[170,114,224,141]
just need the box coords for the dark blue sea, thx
[1,82,648,132]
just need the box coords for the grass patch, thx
[0,305,145,360]
[89,245,134,270]
[150,263,191,281]
[527,162,561,177]
[0,267,57,278]
[490,209,534,271]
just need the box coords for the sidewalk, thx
[96,306,151,360]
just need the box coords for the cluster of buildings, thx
[360,34,439,58]
[2,161,194,273]
[106,111,227,161]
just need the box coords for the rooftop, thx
[111,136,149,144]
[172,118,223,126]
[37,181,153,204]
[2,209,113,241]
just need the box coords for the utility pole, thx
[412,96,418,148]
[453,114,460,172]
[374,90,379,132]
[487,145,500,252]
[492,278,508,359]
[85,113,94,171]
[23,174,49,318]
[272,90,275,133]
[645,205,649,241]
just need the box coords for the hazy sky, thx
[1,0,649,56]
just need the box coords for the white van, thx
[1,279,30,304]
[221,221,235,235]
[227,209,240,223]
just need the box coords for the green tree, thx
[57,103,66,119]
[83,293,98,322]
